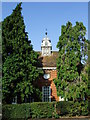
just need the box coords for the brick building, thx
[37,31,59,102]
[12,31,61,104]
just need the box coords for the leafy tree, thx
[0,21,2,103]
[2,3,43,103]
[80,61,88,100]
[54,21,88,101]
[87,39,90,112]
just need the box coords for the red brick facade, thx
[37,33,59,102]
[37,69,59,101]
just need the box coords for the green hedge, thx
[56,101,88,117]
[2,101,89,119]
[2,102,55,120]
[30,102,55,118]
[2,103,31,120]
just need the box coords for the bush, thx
[56,101,88,116]
[2,101,89,119]
[2,103,31,120]
[30,102,55,118]
[2,102,55,119]
[56,101,71,116]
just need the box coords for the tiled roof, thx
[37,51,59,67]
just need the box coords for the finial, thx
[45,29,47,36]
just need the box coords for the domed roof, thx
[42,37,50,41]
[41,32,52,47]
[42,30,51,42]
[41,30,52,56]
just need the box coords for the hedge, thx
[2,103,31,120]
[56,101,88,117]
[30,102,55,118]
[2,102,55,120]
[2,101,89,119]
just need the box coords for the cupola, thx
[41,30,52,56]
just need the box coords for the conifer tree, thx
[2,3,43,103]
[54,21,88,101]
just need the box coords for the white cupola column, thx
[41,30,52,56]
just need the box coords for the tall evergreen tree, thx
[54,21,88,101]
[0,21,2,103]
[2,3,43,103]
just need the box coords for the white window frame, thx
[42,86,51,102]
[12,96,17,104]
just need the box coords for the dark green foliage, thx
[2,101,88,119]
[2,3,24,62]
[55,21,88,101]
[30,102,55,118]
[2,103,31,120]
[0,18,2,112]
[88,41,90,101]
[2,3,43,103]
[56,101,88,116]
[2,102,55,119]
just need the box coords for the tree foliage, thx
[2,3,43,103]
[55,21,88,101]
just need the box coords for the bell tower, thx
[41,30,52,56]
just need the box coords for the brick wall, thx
[37,69,59,101]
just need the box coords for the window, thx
[42,86,51,102]
[24,96,34,103]
[45,41,48,46]
[12,96,17,104]
[46,48,49,55]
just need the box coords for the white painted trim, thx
[49,86,51,102]
[59,96,64,101]
[38,67,56,70]
[42,86,51,102]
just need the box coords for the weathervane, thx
[45,28,47,36]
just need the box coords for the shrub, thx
[56,101,88,117]
[2,102,55,119]
[2,103,31,120]
[2,101,88,119]
[30,102,55,118]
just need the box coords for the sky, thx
[2,2,88,51]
